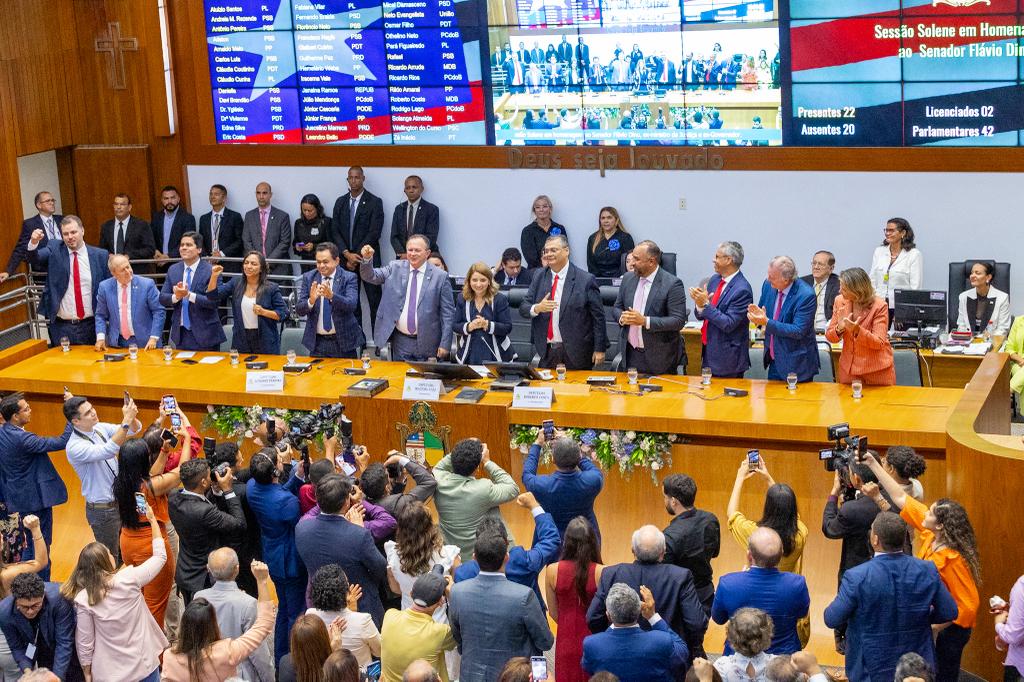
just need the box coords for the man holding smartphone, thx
[64,393,143,565]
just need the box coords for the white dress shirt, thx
[811,277,828,330]
[59,244,93,320]
[869,246,923,307]
[531,262,569,343]
[695,270,738,315]
[316,270,337,335]
[396,263,427,336]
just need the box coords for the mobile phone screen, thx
[123,391,131,405]
[747,449,760,470]
[542,420,554,439]
[170,413,181,428]
[162,395,177,411]
[530,657,548,680]
[135,492,148,515]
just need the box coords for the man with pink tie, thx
[242,182,292,277]
[94,254,165,351]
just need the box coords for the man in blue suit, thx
[522,429,603,541]
[94,255,165,351]
[0,393,73,581]
[295,242,363,358]
[583,583,688,682]
[0,573,83,680]
[26,215,110,346]
[359,234,454,362]
[295,474,388,626]
[691,241,753,378]
[824,511,958,682]
[747,255,819,382]
[159,231,225,351]
[1,190,61,285]
[711,527,809,655]
[245,448,306,663]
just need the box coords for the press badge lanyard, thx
[73,428,117,478]
[25,624,39,660]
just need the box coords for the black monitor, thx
[893,289,947,328]
[486,362,546,380]
[407,361,484,382]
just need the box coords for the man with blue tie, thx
[94,255,165,351]
[295,242,364,358]
[26,215,110,347]
[747,255,819,383]
[359,235,455,362]
[0,392,74,581]
[1,191,61,284]
[691,241,753,378]
[159,231,225,351]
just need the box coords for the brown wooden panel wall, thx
[71,145,154,240]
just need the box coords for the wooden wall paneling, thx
[70,145,153,238]
[0,62,26,270]
[55,146,77,216]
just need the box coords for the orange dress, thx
[119,482,174,627]
[825,295,895,385]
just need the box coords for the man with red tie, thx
[747,255,820,383]
[27,215,111,346]
[691,241,753,378]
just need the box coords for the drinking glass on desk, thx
[60,336,70,353]
[230,349,239,366]
[286,349,297,365]
[128,342,138,360]
[701,367,712,387]
[786,372,798,390]
[852,380,863,399]
[556,363,566,381]
[163,347,173,362]
[627,367,638,385]
[361,350,371,370]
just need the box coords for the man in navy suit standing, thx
[295,242,363,358]
[199,184,245,271]
[389,175,440,256]
[159,231,225,351]
[359,235,454,362]
[747,255,819,382]
[94,254,165,350]
[1,190,61,284]
[151,186,196,267]
[27,215,110,346]
[691,241,753,378]
[0,392,73,581]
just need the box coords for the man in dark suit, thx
[575,37,591,81]
[1,190,61,284]
[662,473,720,615]
[520,234,607,370]
[587,525,709,665]
[0,573,83,681]
[449,532,553,682]
[557,35,573,64]
[208,443,261,596]
[800,250,840,331]
[711,527,809,654]
[0,392,73,581]
[522,430,603,541]
[99,194,156,274]
[242,182,292,277]
[389,175,440,256]
[151,185,197,266]
[332,166,385,328]
[747,255,819,382]
[94,255,165,350]
[295,242,363,358]
[198,184,245,272]
[691,241,753,378]
[295,474,388,626]
[168,459,247,605]
[529,41,544,66]
[614,240,688,375]
[582,583,688,681]
[515,41,530,64]
[26,215,111,346]
[359,235,454,362]
[493,247,534,288]
[158,231,225,351]
[824,512,958,682]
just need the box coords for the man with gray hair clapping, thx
[582,583,688,681]
[587,524,708,667]
[747,255,819,383]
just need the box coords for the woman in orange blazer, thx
[825,267,895,385]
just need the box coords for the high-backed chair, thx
[892,346,923,387]
[618,252,677,276]
[947,260,1010,329]
[813,342,835,383]
[745,348,769,380]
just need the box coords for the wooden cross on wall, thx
[95,22,138,90]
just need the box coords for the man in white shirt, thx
[63,394,142,564]
[799,250,839,333]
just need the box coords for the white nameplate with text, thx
[403,378,443,402]
[512,386,553,409]
[245,371,285,392]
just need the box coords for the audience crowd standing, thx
[0,175,1008,682]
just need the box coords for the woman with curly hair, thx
[385,501,461,611]
[306,563,380,671]
[713,608,775,681]
[882,445,927,502]
[864,456,980,682]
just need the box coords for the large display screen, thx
[204,0,1024,146]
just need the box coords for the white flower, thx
[651,461,662,470]
[626,431,637,440]
[206,404,215,413]
[599,433,610,441]
[244,429,253,438]
[519,444,529,454]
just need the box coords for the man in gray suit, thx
[242,182,292,277]
[449,532,553,682]
[193,547,274,682]
[613,240,689,375]
[359,234,455,361]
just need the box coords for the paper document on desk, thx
[962,343,990,355]
[175,351,196,359]
[684,321,702,329]
[199,356,224,364]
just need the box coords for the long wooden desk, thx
[0,341,970,670]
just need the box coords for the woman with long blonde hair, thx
[586,206,634,278]
[453,262,516,364]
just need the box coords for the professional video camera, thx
[286,402,349,451]
[819,422,869,499]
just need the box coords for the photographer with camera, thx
[208,442,262,597]
[168,459,247,606]
[360,451,438,531]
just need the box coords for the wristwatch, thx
[120,423,131,431]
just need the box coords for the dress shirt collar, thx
[350,190,364,201]
[409,262,427,276]
[552,262,570,279]
[720,270,738,286]
[407,198,421,210]
[609,622,641,629]
[211,580,239,592]
[69,243,88,257]
[477,571,506,578]
[638,266,659,286]
[182,489,211,504]
[164,207,178,219]
[321,268,337,281]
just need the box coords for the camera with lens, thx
[285,402,350,456]
[819,422,869,499]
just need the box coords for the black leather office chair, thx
[947,260,1010,329]
[618,251,677,275]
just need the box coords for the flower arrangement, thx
[510,424,676,483]
[203,403,311,444]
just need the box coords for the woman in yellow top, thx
[1006,315,1024,400]
[864,455,980,682]
[726,457,808,574]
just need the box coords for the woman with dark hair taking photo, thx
[294,194,334,271]
[209,253,288,354]
[161,559,276,680]
[62,502,168,682]
[726,456,807,574]
[544,516,605,682]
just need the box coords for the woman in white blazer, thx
[869,217,923,323]
[956,261,1010,346]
